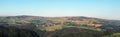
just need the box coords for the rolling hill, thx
[0,15,120,37]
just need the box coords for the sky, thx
[0,0,120,19]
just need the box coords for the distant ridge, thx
[0,15,119,20]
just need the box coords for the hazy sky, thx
[0,0,120,19]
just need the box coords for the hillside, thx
[0,15,120,37]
